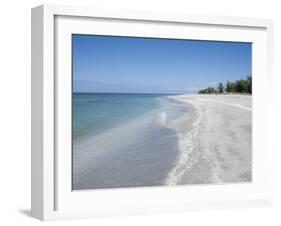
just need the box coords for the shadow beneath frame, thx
[18,209,32,218]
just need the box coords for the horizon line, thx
[73,91,186,95]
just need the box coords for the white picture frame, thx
[31,4,274,221]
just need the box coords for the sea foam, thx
[165,98,203,185]
[156,112,167,127]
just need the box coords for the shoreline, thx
[73,93,252,190]
[166,94,252,185]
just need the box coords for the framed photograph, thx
[31,4,274,221]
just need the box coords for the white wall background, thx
[0,0,280,225]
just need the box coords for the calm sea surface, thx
[72,93,186,190]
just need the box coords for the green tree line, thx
[198,75,252,94]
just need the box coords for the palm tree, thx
[218,83,224,93]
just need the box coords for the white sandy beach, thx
[166,94,252,185]
[73,93,252,189]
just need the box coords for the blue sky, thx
[73,35,251,94]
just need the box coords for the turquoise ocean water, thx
[72,93,186,190]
